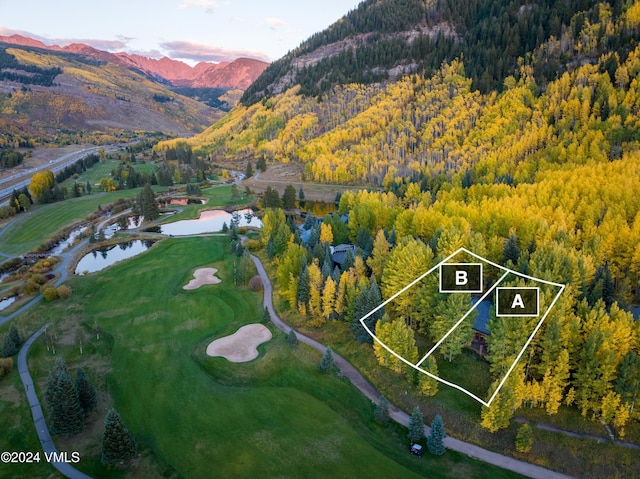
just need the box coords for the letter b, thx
[456,270,468,286]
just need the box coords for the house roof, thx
[471,298,492,336]
[331,244,356,266]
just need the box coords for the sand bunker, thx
[206,324,272,362]
[184,268,221,290]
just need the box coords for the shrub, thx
[42,286,59,301]
[244,239,262,251]
[515,423,533,453]
[57,285,72,299]
[24,279,41,295]
[248,275,263,291]
[286,329,298,345]
[0,357,13,378]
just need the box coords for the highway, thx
[0,146,119,204]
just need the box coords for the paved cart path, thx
[250,253,575,479]
[18,326,92,479]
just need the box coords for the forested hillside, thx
[0,44,221,139]
[163,0,640,460]
[165,1,640,188]
[242,0,610,102]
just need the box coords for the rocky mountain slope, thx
[241,0,604,104]
[0,34,268,90]
[0,34,269,139]
[0,42,219,137]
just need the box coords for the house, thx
[470,297,492,356]
[330,244,357,268]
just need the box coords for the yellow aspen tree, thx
[367,229,390,281]
[319,222,334,245]
[308,261,324,325]
[322,276,336,321]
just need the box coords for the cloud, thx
[63,38,130,51]
[127,49,165,60]
[178,0,218,11]
[261,17,286,28]
[160,40,270,63]
[229,16,244,23]
[0,27,130,51]
[0,27,53,44]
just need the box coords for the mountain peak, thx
[0,33,268,90]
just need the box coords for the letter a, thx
[456,270,468,286]
[511,294,525,309]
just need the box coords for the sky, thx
[0,0,363,64]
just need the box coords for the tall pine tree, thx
[427,415,446,455]
[407,406,424,443]
[101,409,137,465]
[50,370,85,436]
[75,367,97,414]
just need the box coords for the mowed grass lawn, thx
[79,237,428,478]
[60,160,159,190]
[0,188,159,256]
[0,236,523,479]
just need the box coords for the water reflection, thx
[51,225,87,254]
[75,240,154,274]
[102,215,144,238]
[298,200,337,217]
[0,296,16,311]
[153,209,262,236]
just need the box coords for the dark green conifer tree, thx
[319,347,334,373]
[427,415,446,455]
[1,334,16,358]
[374,395,390,425]
[283,184,297,209]
[407,406,425,443]
[50,370,85,436]
[286,329,298,345]
[8,323,21,348]
[101,409,137,465]
[296,262,310,314]
[503,234,520,265]
[75,367,97,414]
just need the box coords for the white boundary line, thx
[486,285,565,405]
[358,247,565,407]
[415,270,510,367]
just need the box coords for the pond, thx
[51,225,87,254]
[298,200,337,217]
[0,296,16,311]
[74,240,154,274]
[151,209,262,236]
[101,215,145,238]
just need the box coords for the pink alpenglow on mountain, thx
[0,34,268,90]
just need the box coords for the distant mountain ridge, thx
[0,34,267,90]
[0,39,224,137]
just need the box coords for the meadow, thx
[58,159,159,190]
[0,235,523,479]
